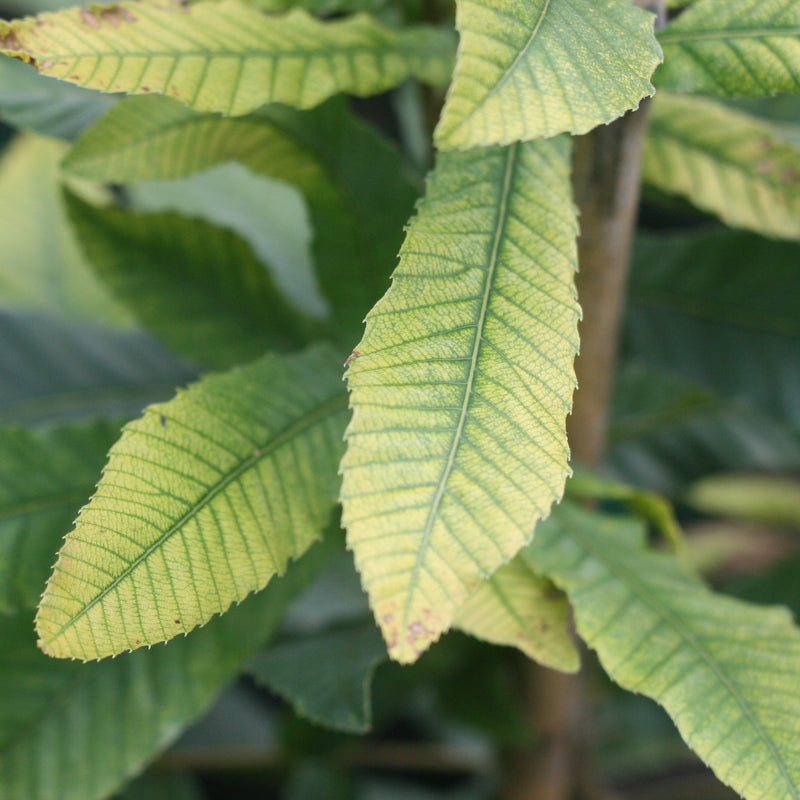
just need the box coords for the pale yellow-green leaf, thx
[36,346,348,660]
[0,1,454,116]
[435,0,662,149]
[644,92,800,240]
[527,502,800,800]
[454,557,579,672]
[341,138,579,663]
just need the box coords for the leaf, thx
[0,56,115,139]
[0,134,133,327]
[0,1,454,116]
[0,539,329,800]
[249,620,386,732]
[454,556,579,672]
[36,346,348,660]
[526,501,800,800]
[340,138,580,663]
[644,93,800,240]
[118,771,206,800]
[63,96,419,337]
[0,309,197,427]
[0,420,120,615]
[434,0,662,149]
[656,0,800,97]
[65,191,318,370]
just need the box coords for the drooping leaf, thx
[644,93,800,240]
[0,539,330,800]
[454,556,579,672]
[434,0,662,149]
[36,346,348,660]
[0,134,132,327]
[656,0,800,97]
[624,226,800,428]
[62,96,419,337]
[0,2,454,116]
[249,620,386,732]
[340,138,580,663]
[527,501,800,800]
[65,192,318,370]
[0,309,197,427]
[0,420,119,615]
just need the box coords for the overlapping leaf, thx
[65,192,317,369]
[435,0,661,149]
[454,556,579,672]
[0,541,329,800]
[0,1,454,116]
[527,502,800,800]
[656,0,800,97]
[341,138,580,663]
[644,93,800,240]
[63,96,419,336]
[36,346,348,660]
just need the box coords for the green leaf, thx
[65,191,317,370]
[249,620,386,732]
[340,138,580,663]
[0,539,329,800]
[454,556,579,672]
[434,0,661,149]
[0,309,197,427]
[527,502,800,800]
[644,93,800,240]
[63,96,419,337]
[0,134,132,327]
[0,420,120,614]
[0,1,454,115]
[656,0,800,97]
[36,346,348,660]
[0,56,115,139]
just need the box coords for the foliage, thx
[0,0,799,799]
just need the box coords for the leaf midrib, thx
[42,391,347,647]
[403,144,519,628]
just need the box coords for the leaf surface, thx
[656,0,800,97]
[65,192,316,369]
[0,1,454,115]
[527,502,800,800]
[36,346,348,659]
[341,138,579,663]
[644,93,800,240]
[454,556,578,672]
[435,0,661,148]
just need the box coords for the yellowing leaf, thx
[341,138,579,663]
[435,0,661,149]
[0,1,454,116]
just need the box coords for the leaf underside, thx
[341,137,579,664]
[0,1,454,116]
[528,502,800,800]
[36,346,348,660]
[435,0,661,148]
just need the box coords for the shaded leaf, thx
[249,620,386,732]
[117,771,206,800]
[644,93,800,240]
[656,0,800,97]
[527,502,800,800]
[454,556,579,672]
[0,1,454,115]
[341,138,579,663]
[0,539,329,800]
[0,309,197,427]
[65,191,317,370]
[36,346,348,660]
[435,0,661,148]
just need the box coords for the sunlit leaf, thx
[36,346,348,660]
[341,138,579,663]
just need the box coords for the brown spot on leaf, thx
[141,85,151,92]
[40,59,55,69]
[0,31,23,52]
[344,350,361,368]
[174,619,181,625]
[160,415,168,427]
[80,9,102,29]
